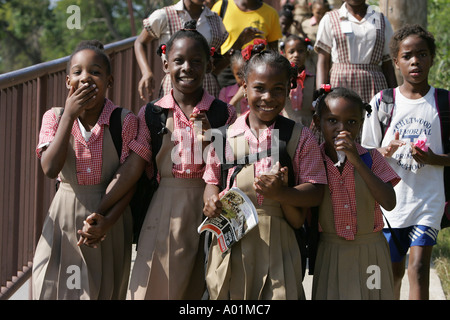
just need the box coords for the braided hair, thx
[242,42,298,90]
[157,20,210,60]
[67,40,111,75]
[313,86,372,118]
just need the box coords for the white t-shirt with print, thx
[361,86,445,230]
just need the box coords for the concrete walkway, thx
[9,247,446,300]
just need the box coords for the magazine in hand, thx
[198,187,258,253]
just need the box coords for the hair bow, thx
[320,84,331,92]
[241,39,268,61]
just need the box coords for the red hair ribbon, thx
[241,39,268,61]
[210,47,216,56]
[321,84,331,92]
[161,44,166,54]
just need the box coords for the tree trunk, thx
[379,0,428,85]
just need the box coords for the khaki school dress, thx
[127,111,206,300]
[32,108,133,300]
[206,125,305,300]
[312,169,394,300]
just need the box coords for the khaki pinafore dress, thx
[312,167,394,300]
[206,124,306,300]
[32,107,133,300]
[127,111,206,300]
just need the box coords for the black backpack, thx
[212,116,311,278]
[109,99,230,244]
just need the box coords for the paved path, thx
[9,247,446,300]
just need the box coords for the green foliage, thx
[428,0,450,89]
[0,0,174,74]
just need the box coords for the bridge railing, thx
[0,36,163,299]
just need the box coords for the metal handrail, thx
[0,36,162,299]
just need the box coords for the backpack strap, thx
[219,0,228,19]
[144,99,168,177]
[219,116,302,190]
[109,107,130,159]
[378,88,395,139]
[435,88,450,153]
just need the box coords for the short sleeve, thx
[314,13,332,54]
[266,8,283,43]
[143,8,169,40]
[293,127,328,186]
[371,149,400,187]
[120,112,139,164]
[36,109,61,158]
[129,105,152,163]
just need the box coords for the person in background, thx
[218,50,249,115]
[134,0,228,100]
[315,0,397,104]
[281,35,315,126]
[300,0,330,73]
[212,0,283,87]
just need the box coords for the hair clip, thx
[320,84,331,92]
[304,37,314,51]
[210,47,216,56]
[156,44,167,57]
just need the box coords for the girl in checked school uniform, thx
[82,21,236,300]
[218,50,249,116]
[311,86,400,299]
[281,34,315,126]
[32,40,137,300]
[314,0,397,104]
[202,43,327,300]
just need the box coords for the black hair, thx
[67,40,111,75]
[390,24,436,60]
[157,20,210,60]
[311,0,330,11]
[280,34,310,53]
[242,43,298,89]
[313,87,372,119]
[279,4,294,21]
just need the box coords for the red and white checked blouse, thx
[130,90,237,180]
[203,113,328,205]
[320,143,400,240]
[36,99,138,185]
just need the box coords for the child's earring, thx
[243,91,247,98]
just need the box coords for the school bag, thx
[376,88,450,229]
[212,116,311,278]
[109,99,231,244]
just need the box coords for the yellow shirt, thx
[212,0,282,53]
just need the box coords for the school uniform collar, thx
[338,3,378,21]
[155,89,215,113]
[228,111,277,138]
[100,98,117,126]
